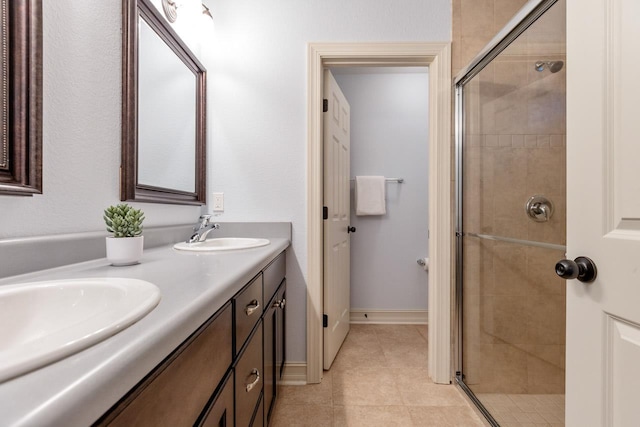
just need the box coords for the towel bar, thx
[350,178,404,183]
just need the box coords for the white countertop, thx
[0,238,290,427]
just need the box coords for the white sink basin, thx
[0,277,161,383]
[173,237,270,252]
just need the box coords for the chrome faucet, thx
[187,215,220,243]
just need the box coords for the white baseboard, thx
[281,362,307,385]
[350,309,428,324]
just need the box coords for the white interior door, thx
[567,0,640,425]
[323,69,351,370]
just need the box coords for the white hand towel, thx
[355,176,386,216]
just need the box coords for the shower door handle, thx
[555,257,597,283]
[347,226,356,233]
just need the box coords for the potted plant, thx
[103,203,145,266]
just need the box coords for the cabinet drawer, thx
[101,302,233,426]
[200,370,234,427]
[235,274,263,354]
[236,323,263,427]
[263,252,285,303]
[252,393,264,427]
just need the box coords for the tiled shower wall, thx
[455,1,567,394]
[452,0,529,76]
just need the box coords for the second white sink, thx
[173,237,270,252]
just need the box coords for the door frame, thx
[306,42,452,384]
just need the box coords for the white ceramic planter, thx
[105,236,144,266]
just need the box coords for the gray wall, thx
[1,0,451,364]
[0,1,210,240]
[207,0,449,363]
[333,68,429,311]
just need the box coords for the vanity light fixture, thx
[202,4,213,19]
[161,0,178,23]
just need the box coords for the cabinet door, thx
[263,281,286,426]
[99,303,233,427]
[200,370,234,427]
[251,393,264,427]
[275,282,286,381]
[263,295,277,425]
[235,323,263,427]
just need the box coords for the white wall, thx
[207,0,450,362]
[1,0,450,365]
[333,68,429,311]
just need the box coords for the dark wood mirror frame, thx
[0,0,43,196]
[121,0,206,205]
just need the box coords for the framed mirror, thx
[122,0,206,205]
[0,0,43,196]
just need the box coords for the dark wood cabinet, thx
[275,284,286,382]
[252,394,264,427]
[235,323,263,427]
[200,370,234,427]
[95,250,286,427]
[234,273,263,356]
[263,280,286,425]
[96,302,233,427]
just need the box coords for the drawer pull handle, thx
[245,300,260,316]
[245,368,260,392]
[273,298,286,309]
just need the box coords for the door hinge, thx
[323,314,328,328]
[323,99,328,113]
[323,206,328,220]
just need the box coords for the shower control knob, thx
[555,256,597,283]
[347,226,356,233]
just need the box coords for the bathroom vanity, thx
[96,251,286,427]
[0,223,290,427]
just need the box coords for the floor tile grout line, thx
[272,324,486,426]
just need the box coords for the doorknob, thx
[347,226,356,233]
[555,256,597,283]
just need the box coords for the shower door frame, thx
[453,0,561,424]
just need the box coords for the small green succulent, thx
[103,203,145,238]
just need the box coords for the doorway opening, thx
[306,42,452,385]
[323,66,430,370]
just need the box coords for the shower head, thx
[534,60,564,73]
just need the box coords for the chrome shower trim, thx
[466,232,567,252]
[455,376,500,427]
[453,0,559,86]
[453,83,464,377]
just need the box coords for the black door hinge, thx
[323,314,328,328]
[323,206,328,220]
[323,99,328,113]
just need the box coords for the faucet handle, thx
[193,214,212,230]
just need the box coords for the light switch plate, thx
[212,192,224,212]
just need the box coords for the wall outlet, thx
[212,192,224,212]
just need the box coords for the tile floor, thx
[475,394,565,426]
[270,324,486,426]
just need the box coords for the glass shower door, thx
[455,0,566,425]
